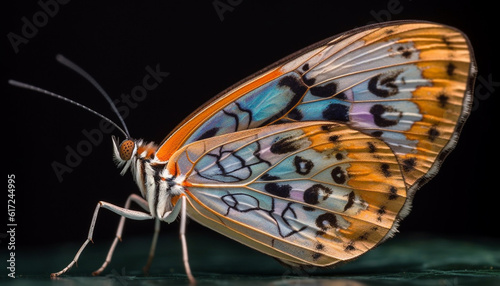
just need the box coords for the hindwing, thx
[167,122,409,266]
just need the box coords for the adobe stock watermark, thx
[7,0,71,54]
[472,73,498,111]
[212,0,243,21]
[366,0,410,25]
[51,64,170,182]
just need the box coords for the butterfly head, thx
[112,136,136,175]
[112,136,158,175]
[112,135,172,209]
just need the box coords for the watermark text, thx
[212,0,243,21]
[51,64,169,182]
[6,174,16,278]
[7,0,71,54]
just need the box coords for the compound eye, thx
[119,140,135,160]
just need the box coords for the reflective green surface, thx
[2,232,499,285]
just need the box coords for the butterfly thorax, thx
[112,136,186,218]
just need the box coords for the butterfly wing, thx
[157,21,475,267]
[157,21,475,197]
[167,122,408,266]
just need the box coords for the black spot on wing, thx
[287,108,303,120]
[294,156,314,175]
[428,127,440,142]
[329,135,340,142]
[196,127,220,140]
[397,46,413,58]
[322,103,349,122]
[367,142,376,153]
[312,252,322,260]
[381,163,391,177]
[303,184,332,206]
[370,104,400,127]
[331,166,347,184]
[278,75,308,96]
[303,186,320,205]
[270,136,302,154]
[388,186,398,200]
[358,232,369,241]
[264,183,291,198]
[334,92,347,100]
[377,206,387,221]
[368,71,402,98]
[442,35,452,49]
[310,82,338,98]
[446,62,456,76]
[437,93,449,108]
[402,157,417,173]
[316,213,338,230]
[345,243,356,252]
[321,125,339,132]
[260,173,280,181]
[343,191,355,212]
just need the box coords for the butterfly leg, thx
[160,195,195,284]
[92,194,150,276]
[179,196,195,284]
[51,200,154,277]
[143,218,161,274]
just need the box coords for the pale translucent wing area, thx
[168,122,407,266]
[158,22,475,196]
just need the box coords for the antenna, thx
[8,54,131,138]
[55,54,130,137]
[8,79,129,138]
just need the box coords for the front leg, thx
[51,200,153,277]
[93,194,151,276]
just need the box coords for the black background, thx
[3,0,498,257]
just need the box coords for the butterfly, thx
[13,20,475,282]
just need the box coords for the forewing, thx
[157,21,475,196]
[167,122,407,267]
[286,22,475,194]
